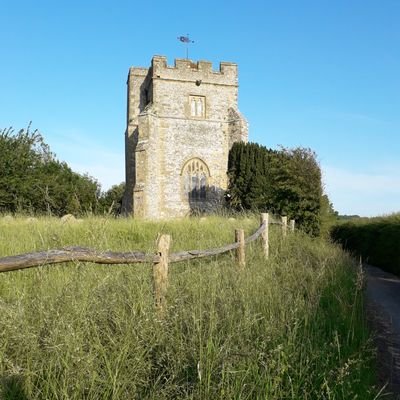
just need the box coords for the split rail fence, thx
[0,213,295,311]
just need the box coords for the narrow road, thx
[365,264,400,398]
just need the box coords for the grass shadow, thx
[1,375,28,400]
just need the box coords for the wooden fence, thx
[0,213,295,312]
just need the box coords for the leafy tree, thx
[98,183,125,215]
[0,126,51,212]
[0,125,100,215]
[227,142,327,235]
[319,194,339,236]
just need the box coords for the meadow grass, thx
[0,216,382,399]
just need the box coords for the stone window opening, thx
[189,96,205,118]
[182,158,210,201]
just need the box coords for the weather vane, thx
[177,34,194,60]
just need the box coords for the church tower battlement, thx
[123,55,248,218]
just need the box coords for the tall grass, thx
[0,216,381,399]
[331,213,400,275]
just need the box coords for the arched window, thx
[182,158,210,201]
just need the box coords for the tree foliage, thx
[0,126,100,215]
[227,142,325,235]
[98,183,125,216]
[319,194,339,237]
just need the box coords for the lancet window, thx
[189,96,205,118]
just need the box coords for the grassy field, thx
[0,216,382,399]
[331,213,400,276]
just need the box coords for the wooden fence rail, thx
[0,213,295,312]
[0,219,272,273]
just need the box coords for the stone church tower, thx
[122,55,248,218]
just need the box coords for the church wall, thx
[158,119,229,217]
[149,63,237,217]
[123,56,248,218]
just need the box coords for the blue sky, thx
[1,0,399,216]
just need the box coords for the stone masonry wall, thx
[123,55,248,218]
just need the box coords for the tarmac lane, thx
[365,264,400,398]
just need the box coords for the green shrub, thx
[331,213,400,275]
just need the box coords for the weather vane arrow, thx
[177,34,194,59]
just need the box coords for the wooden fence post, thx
[290,219,295,232]
[153,234,171,313]
[260,213,269,259]
[281,216,287,237]
[235,229,245,268]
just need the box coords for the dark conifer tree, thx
[227,142,324,235]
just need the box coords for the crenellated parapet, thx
[150,55,238,86]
